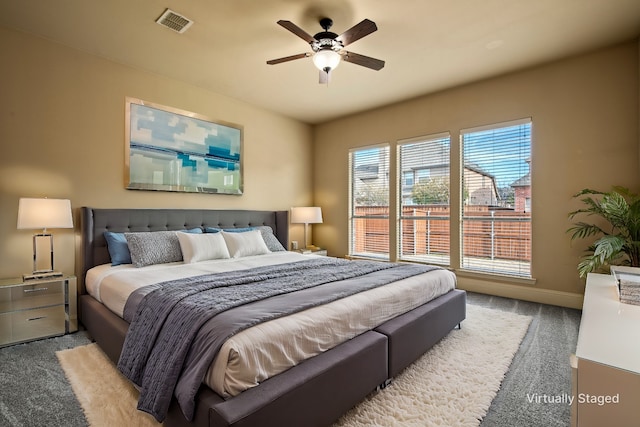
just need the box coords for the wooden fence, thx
[353,205,531,262]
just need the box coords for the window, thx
[398,133,451,265]
[416,169,431,183]
[461,119,532,277]
[349,145,390,259]
[403,171,414,188]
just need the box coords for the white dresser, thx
[572,272,640,427]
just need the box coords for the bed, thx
[79,207,466,427]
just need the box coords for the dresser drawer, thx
[0,287,10,313]
[0,312,9,344]
[10,280,64,311]
[0,306,66,345]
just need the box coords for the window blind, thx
[349,145,390,259]
[461,119,532,277]
[398,133,451,266]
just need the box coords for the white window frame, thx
[460,118,532,278]
[348,143,391,260]
[397,132,451,266]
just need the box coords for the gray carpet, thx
[472,293,581,427]
[0,293,580,427]
[0,332,92,427]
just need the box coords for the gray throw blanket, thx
[118,257,440,422]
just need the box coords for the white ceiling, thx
[1,0,639,124]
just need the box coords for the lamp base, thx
[23,271,64,281]
[33,233,54,273]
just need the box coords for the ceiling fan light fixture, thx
[267,18,384,82]
[313,49,341,72]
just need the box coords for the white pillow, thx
[221,229,271,258]
[177,232,230,263]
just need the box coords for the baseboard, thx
[457,276,584,309]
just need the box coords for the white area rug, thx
[56,342,159,427]
[57,304,531,427]
[334,304,531,427]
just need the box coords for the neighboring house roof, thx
[463,162,495,179]
[463,163,500,203]
[511,173,531,187]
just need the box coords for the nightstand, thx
[0,275,77,347]
[294,248,328,256]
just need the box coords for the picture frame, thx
[125,97,243,195]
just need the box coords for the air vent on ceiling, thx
[156,8,193,34]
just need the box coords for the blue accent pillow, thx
[104,231,132,266]
[104,228,202,266]
[184,227,204,234]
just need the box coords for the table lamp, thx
[17,198,73,280]
[291,206,323,250]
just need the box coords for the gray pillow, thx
[254,226,286,252]
[125,231,183,267]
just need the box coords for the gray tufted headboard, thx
[80,207,289,293]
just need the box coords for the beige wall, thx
[2,26,638,308]
[313,40,640,307]
[0,27,313,279]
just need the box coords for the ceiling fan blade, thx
[277,20,316,44]
[319,69,330,84]
[342,51,385,70]
[336,19,377,47]
[266,53,310,65]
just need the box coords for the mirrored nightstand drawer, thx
[0,305,66,345]
[0,275,76,347]
[11,281,65,311]
[0,280,64,313]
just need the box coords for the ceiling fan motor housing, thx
[311,36,342,53]
[312,18,341,53]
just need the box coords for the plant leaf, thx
[569,186,640,276]
[567,222,605,240]
[572,189,606,198]
[599,192,629,232]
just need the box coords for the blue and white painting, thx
[126,99,243,194]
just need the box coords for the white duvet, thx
[85,252,456,398]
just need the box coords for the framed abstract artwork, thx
[125,97,243,195]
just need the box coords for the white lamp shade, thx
[17,198,74,230]
[312,50,341,71]
[291,207,323,224]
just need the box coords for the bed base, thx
[80,289,465,427]
[185,332,388,427]
[376,288,466,378]
[78,207,466,427]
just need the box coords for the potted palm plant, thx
[567,186,640,278]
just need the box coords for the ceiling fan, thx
[267,17,385,83]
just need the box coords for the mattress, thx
[86,252,456,397]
